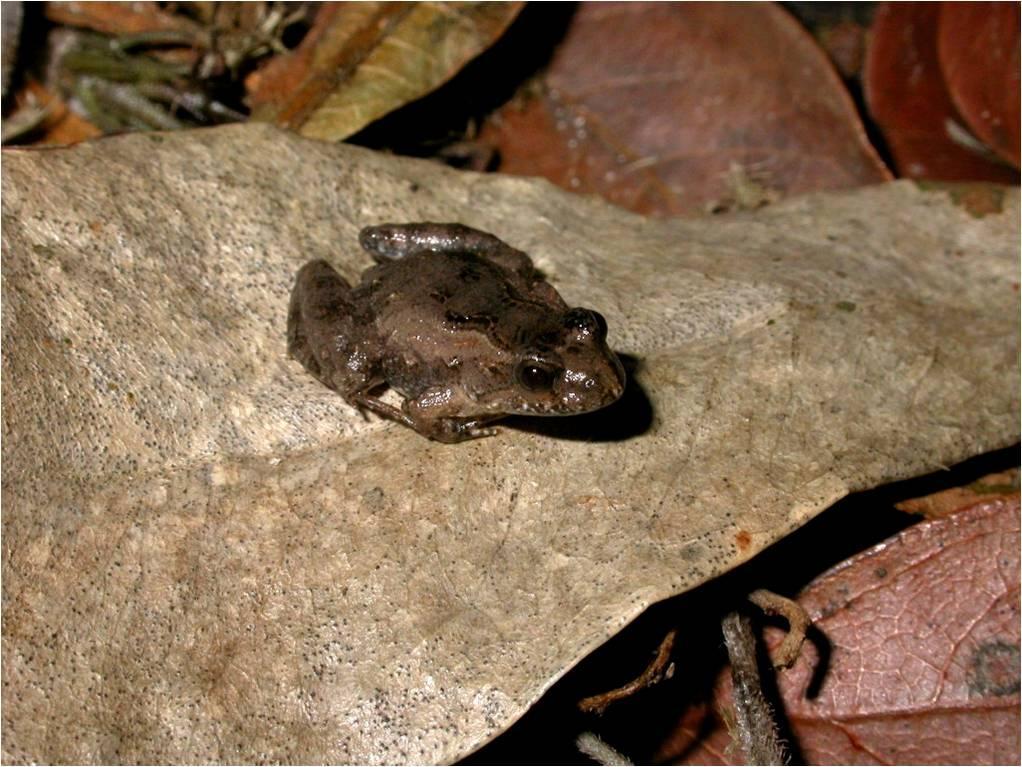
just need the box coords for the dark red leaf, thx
[662,492,1020,764]
[938,2,1021,168]
[864,2,1019,183]
[481,3,890,217]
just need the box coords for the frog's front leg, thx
[413,413,502,443]
[403,385,503,443]
[358,222,536,277]
[428,416,502,443]
[349,390,496,442]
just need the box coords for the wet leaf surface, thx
[478,2,890,217]
[2,125,1018,764]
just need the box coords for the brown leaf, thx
[864,3,1019,184]
[816,20,869,80]
[938,3,1021,169]
[479,2,890,217]
[247,3,407,124]
[249,1,522,141]
[662,494,1021,765]
[896,469,1020,519]
[45,1,203,39]
[9,79,102,145]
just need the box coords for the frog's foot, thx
[428,416,502,443]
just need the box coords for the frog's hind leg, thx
[287,272,321,379]
[287,259,373,393]
[358,223,536,277]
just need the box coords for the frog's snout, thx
[562,349,626,412]
[562,308,625,409]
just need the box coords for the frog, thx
[287,222,626,443]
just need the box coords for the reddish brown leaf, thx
[11,79,102,146]
[864,3,1019,184]
[44,2,203,39]
[896,469,1020,519]
[662,495,1021,764]
[248,2,522,141]
[938,3,1021,168]
[247,3,410,128]
[816,20,869,81]
[480,3,890,218]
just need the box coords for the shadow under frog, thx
[288,223,648,443]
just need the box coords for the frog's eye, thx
[563,308,608,340]
[515,361,558,391]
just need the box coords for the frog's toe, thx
[428,416,502,443]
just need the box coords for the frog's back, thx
[359,250,566,353]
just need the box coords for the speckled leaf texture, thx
[1,125,1018,764]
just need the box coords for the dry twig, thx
[577,629,677,715]
[748,589,810,669]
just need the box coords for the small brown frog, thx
[287,222,625,443]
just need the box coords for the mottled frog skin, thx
[287,223,625,442]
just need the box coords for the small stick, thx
[722,612,786,765]
[578,629,676,715]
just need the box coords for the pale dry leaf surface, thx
[1,124,1018,764]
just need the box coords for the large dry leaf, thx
[1,125,1018,764]
[249,2,522,141]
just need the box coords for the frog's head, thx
[504,307,626,416]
